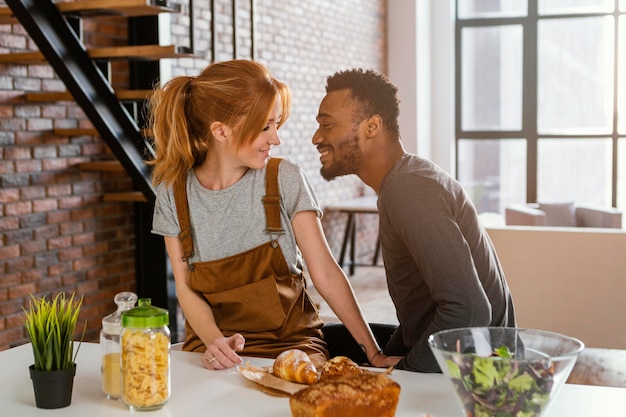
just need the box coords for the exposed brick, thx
[15,131,46,145]
[58,247,82,262]
[56,182,84,200]
[0,299,23,316]
[0,117,26,131]
[14,104,40,118]
[1,173,29,187]
[32,224,58,240]
[8,282,37,299]
[47,184,72,197]
[47,210,71,224]
[0,104,14,117]
[0,273,21,289]
[5,313,25,331]
[34,251,59,268]
[0,327,24,350]
[48,235,72,250]
[33,146,57,159]
[0,216,19,231]
[4,227,33,245]
[0,188,19,203]
[42,105,68,118]
[0,131,15,146]
[20,213,46,229]
[26,118,54,131]
[0,160,15,175]
[5,256,34,273]
[4,146,31,159]
[15,159,42,173]
[47,261,72,277]
[41,158,68,171]
[4,200,32,216]
[72,232,96,246]
[0,245,19,260]
[59,144,81,157]
[37,276,62,292]
[32,198,58,212]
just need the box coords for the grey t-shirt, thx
[379,154,516,372]
[151,158,322,275]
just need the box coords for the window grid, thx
[455,0,624,209]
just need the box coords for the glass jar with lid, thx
[120,298,170,411]
[100,291,137,400]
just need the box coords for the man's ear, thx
[365,114,383,137]
[210,121,230,143]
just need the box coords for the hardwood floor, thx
[308,266,626,388]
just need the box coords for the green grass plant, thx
[23,292,85,371]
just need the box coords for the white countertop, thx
[2,342,625,416]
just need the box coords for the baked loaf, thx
[319,356,363,382]
[273,349,319,385]
[289,372,401,417]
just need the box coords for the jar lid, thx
[121,298,169,328]
[102,291,138,335]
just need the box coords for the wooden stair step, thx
[54,127,98,136]
[0,44,194,64]
[104,191,147,202]
[78,160,124,172]
[0,0,179,25]
[25,89,152,102]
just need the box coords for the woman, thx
[149,59,397,370]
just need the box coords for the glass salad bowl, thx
[428,327,584,417]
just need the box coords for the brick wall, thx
[0,0,386,350]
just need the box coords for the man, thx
[313,69,516,372]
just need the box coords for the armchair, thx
[505,202,623,228]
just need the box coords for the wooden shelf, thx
[78,160,124,172]
[0,0,179,25]
[24,89,152,102]
[104,191,147,202]
[54,127,98,136]
[0,44,194,64]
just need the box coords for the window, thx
[455,0,625,214]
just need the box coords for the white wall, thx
[487,226,626,349]
[387,0,455,173]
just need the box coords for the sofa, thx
[487,226,626,349]
[505,202,623,228]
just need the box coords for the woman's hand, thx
[201,333,246,370]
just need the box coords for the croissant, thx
[273,349,319,385]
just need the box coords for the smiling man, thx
[313,69,516,372]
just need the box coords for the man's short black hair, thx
[326,69,400,138]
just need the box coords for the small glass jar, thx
[120,298,171,411]
[100,291,137,400]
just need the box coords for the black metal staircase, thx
[6,0,157,202]
[3,0,255,343]
[3,0,191,340]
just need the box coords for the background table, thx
[1,342,625,416]
[325,196,380,275]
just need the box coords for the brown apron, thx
[173,158,328,363]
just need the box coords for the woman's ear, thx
[210,121,231,144]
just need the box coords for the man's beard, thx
[320,132,362,181]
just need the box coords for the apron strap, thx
[172,158,283,268]
[263,157,284,234]
[173,176,195,266]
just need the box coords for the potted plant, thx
[23,292,85,409]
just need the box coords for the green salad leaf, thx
[445,344,554,417]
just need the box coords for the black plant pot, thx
[29,364,77,409]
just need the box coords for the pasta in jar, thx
[120,299,170,411]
